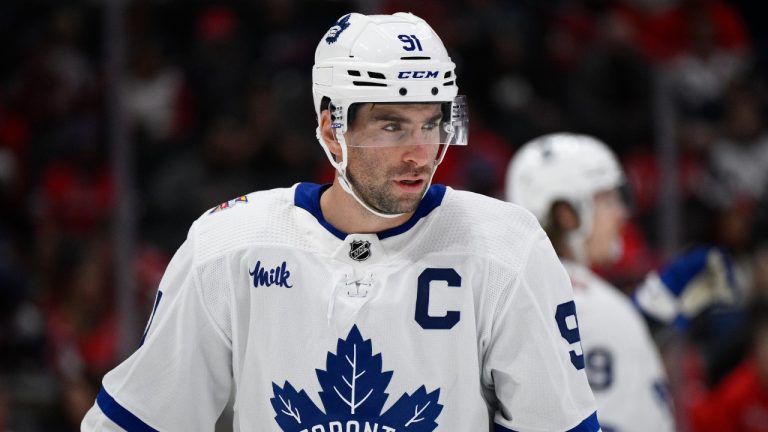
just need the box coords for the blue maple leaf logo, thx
[271,326,443,431]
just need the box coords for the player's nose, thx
[401,143,431,166]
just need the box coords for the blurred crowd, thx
[0,0,766,430]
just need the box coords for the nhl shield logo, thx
[349,240,371,261]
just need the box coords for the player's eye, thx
[422,122,438,131]
[383,123,401,132]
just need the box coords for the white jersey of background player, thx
[82,13,599,432]
[506,134,674,432]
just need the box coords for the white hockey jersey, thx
[563,261,674,432]
[82,183,598,432]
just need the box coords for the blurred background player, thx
[507,132,739,431]
[506,133,677,431]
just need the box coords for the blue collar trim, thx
[294,182,446,240]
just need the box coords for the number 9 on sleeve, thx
[555,300,585,370]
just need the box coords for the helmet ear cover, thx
[320,97,361,127]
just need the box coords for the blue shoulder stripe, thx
[96,387,159,432]
[495,411,600,432]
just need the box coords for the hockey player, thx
[82,13,599,431]
[506,133,674,432]
[507,133,735,431]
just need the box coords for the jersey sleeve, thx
[81,223,233,432]
[485,231,600,432]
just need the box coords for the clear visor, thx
[337,95,468,148]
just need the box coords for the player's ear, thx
[319,110,342,159]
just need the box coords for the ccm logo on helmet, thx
[398,70,439,79]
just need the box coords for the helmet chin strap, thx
[567,197,593,265]
[567,231,588,265]
[337,170,405,219]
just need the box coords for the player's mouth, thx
[394,177,426,193]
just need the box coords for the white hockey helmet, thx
[505,133,624,236]
[312,12,467,218]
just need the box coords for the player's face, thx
[586,189,627,265]
[344,103,442,214]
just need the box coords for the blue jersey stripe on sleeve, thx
[96,387,159,432]
[494,411,600,432]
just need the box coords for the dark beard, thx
[346,167,431,215]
